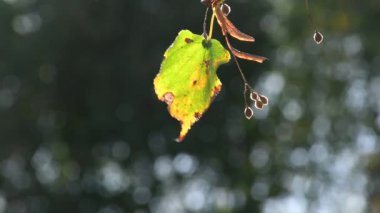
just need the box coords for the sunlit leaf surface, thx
[154,30,230,141]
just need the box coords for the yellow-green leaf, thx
[154,30,230,142]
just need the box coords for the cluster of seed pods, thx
[201,0,270,120]
[243,84,269,120]
[201,0,321,121]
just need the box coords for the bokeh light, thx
[0,0,379,212]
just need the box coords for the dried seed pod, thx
[201,0,211,7]
[244,106,254,119]
[313,31,323,44]
[250,91,258,101]
[258,95,268,105]
[255,101,264,109]
[220,3,231,16]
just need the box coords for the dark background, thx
[0,0,380,212]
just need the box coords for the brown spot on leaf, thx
[185,38,193,43]
[192,80,197,86]
[213,85,221,96]
[210,85,222,101]
[204,60,210,70]
[163,92,174,105]
[194,112,201,120]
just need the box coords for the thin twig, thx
[224,36,249,85]
[203,7,209,38]
[224,36,253,106]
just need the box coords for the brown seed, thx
[313,31,324,44]
[255,101,264,109]
[163,92,174,105]
[220,3,231,16]
[258,95,268,105]
[250,91,258,101]
[200,0,211,7]
[244,106,254,119]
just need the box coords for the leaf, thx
[224,36,267,63]
[154,30,230,142]
[212,3,267,64]
[214,6,255,42]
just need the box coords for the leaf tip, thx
[256,56,269,64]
[175,137,184,143]
[176,120,192,143]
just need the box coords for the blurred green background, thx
[1,0,380,212]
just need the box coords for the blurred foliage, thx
[0,0,380,213]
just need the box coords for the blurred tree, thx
[0,0,379,213]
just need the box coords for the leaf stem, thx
[207,13,216,40]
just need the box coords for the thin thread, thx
[203,7,209,38]
[305,0,317,30]
[224,36,250,84]
[224,36,252,106]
